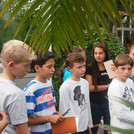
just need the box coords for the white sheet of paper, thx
[75,117,79,132]
[104,60,117,79]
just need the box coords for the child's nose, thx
[52,67,55,72]
[125,69,129,73]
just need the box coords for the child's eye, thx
[128,68,132,70]
[47,66,52,68]
[121,68,125,70]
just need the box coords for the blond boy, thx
[0,40,36,134]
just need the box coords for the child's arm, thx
[28,114,64,125]
[0,111,8,133]
[86,74,109,92]
[16,123,31,134]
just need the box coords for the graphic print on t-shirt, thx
[123,86,134,101]
[123,86,134,110]
[73,86,87,109]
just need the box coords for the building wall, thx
[15,73,36,90]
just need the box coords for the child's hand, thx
[0,111,8,132]
[56,111,62,115]
[0,111,8,124]
[111,63,116,71]
[48,114,64,124]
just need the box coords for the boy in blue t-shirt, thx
[24,51,64,134]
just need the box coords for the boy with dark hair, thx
[0,39,36,134]
[24,51,64,134]
[59,52,93,134]
[108,54,134,134]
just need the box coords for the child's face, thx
[69,61,86,79]
[37,58,55,80]
[94,47,105,63]
[11,61,31,79]
[115,64,132,82]
[129,49,134,62]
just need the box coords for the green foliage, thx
[102,124,134,134]
[0,2,18,50]
[85,27,126,63]
[0,0,32,51]
[53,27,126,110]
[1,0,134,56]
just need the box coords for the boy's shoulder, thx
[0,78,25,104]
[24,79,52,93]
[60,78,88,88]
[111,78,133,85]
[0,77,22,93]
[81,77,88,83]
[127,77,134,83]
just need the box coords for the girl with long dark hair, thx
[86,43,111,134]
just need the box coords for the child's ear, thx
[34,65,41,72]
[67,66,71,72]
[8,61,14,68]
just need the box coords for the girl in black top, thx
[86,43,111,134]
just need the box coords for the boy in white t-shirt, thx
[0,40,36,134]
[59,53,93,134]
[108,54,134,134]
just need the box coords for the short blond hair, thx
[1,40,37,67]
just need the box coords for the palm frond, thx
[103,124,134,134]
[0,0,14,17]
[0,0,134,55]
[3,0,29,30]
[115,97,134,111]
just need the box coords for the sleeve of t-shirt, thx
[24,87,36,115]
[59,84,70,115]
[85,65,92,75]
[7,92,28,125]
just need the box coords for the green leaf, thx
[14,0,45,38]
[24,0,56,43]
[103,124,134,134]
[3,0,28,30]
[64,0,86,46]
[29,11,56,49]
[87,0,112,42]
[120,0,133,21]
[0,0,14,17]
[129,0,134,6]
[98,0,118,36]
[71,0,94,47]
[107,0,123,28]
